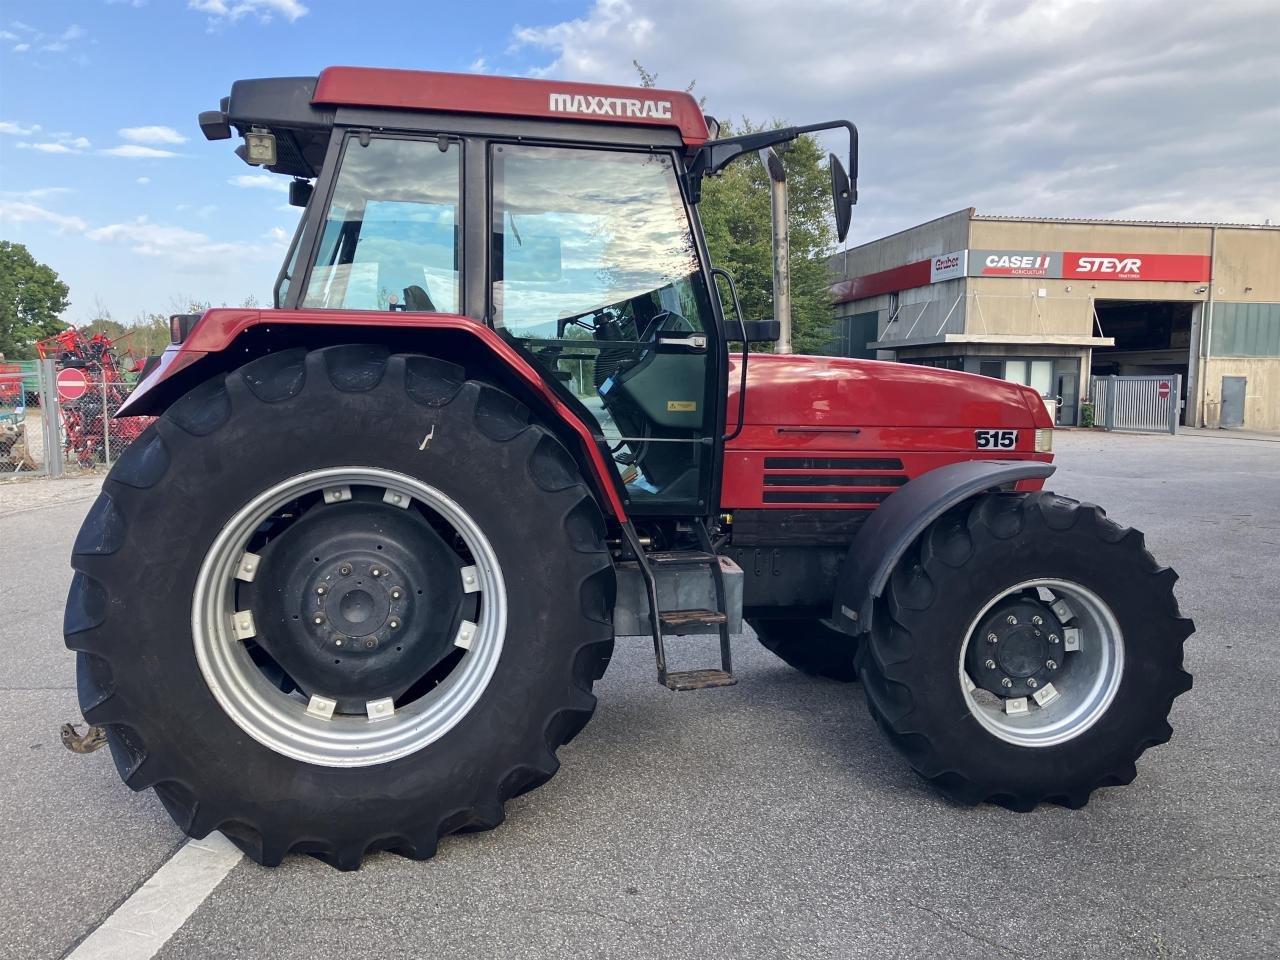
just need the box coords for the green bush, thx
[1080,401,1095,428]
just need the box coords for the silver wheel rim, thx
[192,466,506,768]
[958,579,1123,748]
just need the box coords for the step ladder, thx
[626,522,736,691]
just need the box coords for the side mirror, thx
[288,179,313,208]
[829,153,853,243]
[740,319,781,343]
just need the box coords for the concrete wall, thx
[833,209,972,349]
[965,280,1095,339]
[836,208,972,281]
[1200,358,1280,430]
[1213,228,1280,300]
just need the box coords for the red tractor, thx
[66,67,1192,870]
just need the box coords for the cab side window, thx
[303,136,461,313]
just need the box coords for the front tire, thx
[856,491,1193,809]
[65,345,615,868]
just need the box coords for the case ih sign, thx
[832,249,1214,303]
[970,250,1211,282]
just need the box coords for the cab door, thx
[488,142,723,515]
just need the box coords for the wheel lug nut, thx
[985,658,997,669]
[1001,677,1013,688]
[335,638,343,646]
[1049,634,1060,644]
[389,619,400,630]
[1031,615,1044,626]
[364,638,377,649]
[339,563,352,576]
[391,588,402,600]
[316,585,327,596]
[371,567,383,578]
[1006,615,1018,625]
[986,633,998,644]
[1047,659,1058,670]
[313,614,325,625]
[1028,678,1039,689]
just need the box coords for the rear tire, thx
[856,490,1193,810]
[65,345,615,869]
[751,617,860,682]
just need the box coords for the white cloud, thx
[61,24,86,40]
[469,56,489,73]
[101,144,180,158]
[12,42,29,52]
[86,215,283,264]
[119,125,188,145]
[0,120,40,136]
[189,0,308,24]
[136,176,151,185]
[510,0,1280,234]
[227,173,287,192]
[0,30,16,40]
[1,186,73,200]
[0,199,87,232]
[18,136,90,154]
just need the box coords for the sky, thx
[0,0,1277,325]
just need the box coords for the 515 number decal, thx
[975,429,1018,449]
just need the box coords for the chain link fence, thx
[1,359,153,478]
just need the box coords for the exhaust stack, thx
[759,148,791,355]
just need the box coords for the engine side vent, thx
[762,491,890,505]
[764,457,903,471]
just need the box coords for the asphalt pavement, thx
[2,429,1277,960]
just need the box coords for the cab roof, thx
[313,66,710,146]
[203,67,710,180]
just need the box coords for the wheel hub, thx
[245,495,467,712]
[966,598,1065,700]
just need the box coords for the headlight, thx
[1035,428,1054,453]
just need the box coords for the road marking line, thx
[67,833,243,960]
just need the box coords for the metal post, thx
[759,148,791,354]
[100,375,111,468]
[38,358,63,478]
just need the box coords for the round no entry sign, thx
[1157,380,1171,400]
[56,367,89,402]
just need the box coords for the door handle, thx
[655,333,707,351]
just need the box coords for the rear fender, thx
[118,308,627,518]
[832,459,1056,634]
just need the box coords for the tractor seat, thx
[403,284,437,312]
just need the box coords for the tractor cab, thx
[199,67,857,519]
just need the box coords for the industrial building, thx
[828,210,1280,430]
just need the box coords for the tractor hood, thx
[729,354,1051,430]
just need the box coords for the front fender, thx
[832,459,1056,634]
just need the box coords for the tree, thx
[635,65,836,354]
[0,241,70,359]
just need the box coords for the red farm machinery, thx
[64,67,1193,869]
[38,326,151,468]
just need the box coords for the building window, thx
[977,358,1054,397]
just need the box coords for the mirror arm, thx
[693,119,858,205]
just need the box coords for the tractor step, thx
[646,550,717,566]
[662,668,738,691]
[658,608,728,628]
[624,521,737,693]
